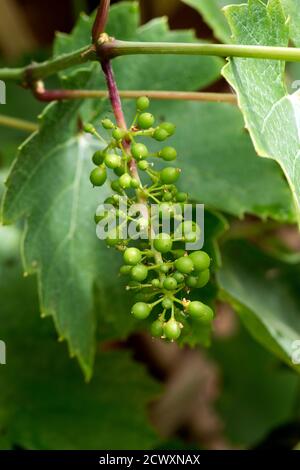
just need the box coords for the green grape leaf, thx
[147,100,296,222]
[54,1,222,90]
[217,240,300,372]
[281,0,300,47]
[1,71,138,380]
[211,323,300,446]
[0,228,160,450]
[182,0,242,43]
[223,0,300,224]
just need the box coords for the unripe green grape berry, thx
[131,143,148,160]
[163,192,173,202]
[176,192,188,203]
[177,221,201,242]
[123,247,142,266]
[175,256,194,274]
[131,178,140,189]
[153,128,169,142]
[90,166,107,187]
[160,167,181,184]
[131,264,148,282]
[111,180,122,194]
[92,150,105,165]
[173,271,185,283]
[189,251,211,272]
[196,269,210,288]
[186,275,198,288]
[172,249,186,259]
[152,278,160,288]
[160,263,170,274]
[84,123,96,134]
[163,277,177,291]
[114,165,126,177]
[138,112,155,129]
[112,128,126,141]
[104,196,115,205]
[137,96,150,111]
[138,160,149,171]
[153,233,173,253]
[101,118,114,130]
[105,153,121,169]
[160,122,176,136]
[160,146,177,161]
[163,318,181,341]
[120,265,132,275]
[162,297,173,309]
[188,301,214,324]
[119,173,132,189]
[151,319,164,338]
[131,302,152,320]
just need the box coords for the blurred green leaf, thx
[212,323,300,446]
[217,240,300,372]
[182,0,242,43]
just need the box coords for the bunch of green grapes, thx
[85,97,214,341]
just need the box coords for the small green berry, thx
[131,178,140,189]
[152,278,160,288]
[163,318,181,341]
[160,147,177,161]
[120,265,132,275]
[138,112,155,129]
[163,192,173,202]
[138,160,149,171]
[176,192,188,203]
[196,269,210,288]
[137,96,150,111]
[101,118,114,130]
[189,251,211,272]
[112,128,126,141]
[132,302,152,320]
[173,271,185,283]
[160,263,170,274]
[153,233,173,253]
[92,150,105,165]
[160,122,176,136]
[153,128,169,142]
[111,180,122,194]
[162,297,173,309]
[160,167,181,184]
[151,319,164,338]
[163,277,178,291]
[123,247,142,266]
[119,173,132,189]
[105,153,121,169]
[90,166,107,187]
[175,256,194,274]
[131,264,148,282]
[188,301,214,324]
[186,275,198,288]
[84,123,96,134]
[131,143,148,160]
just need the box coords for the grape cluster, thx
[85,97,214,341]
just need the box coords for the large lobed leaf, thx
[223,0,300,224]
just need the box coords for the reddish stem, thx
[92,0,111,43]
[100,60,140,181]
